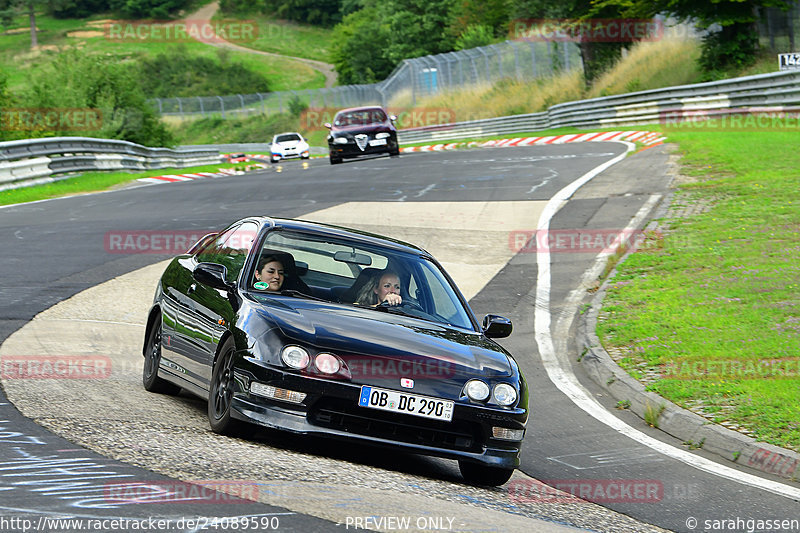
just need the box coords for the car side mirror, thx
[193,262,231,291]
[483,315,512,338]
[324,123,332,129]
[389,115,397,122]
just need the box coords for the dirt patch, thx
[3,26,38,35]
[87,19,117,27]
[67,30,105,38]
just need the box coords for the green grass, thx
[0,162,238,206]
[213,10,334,62]
[597,130,800,451]
[0,11,325,94]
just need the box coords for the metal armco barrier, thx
[0,137,220,189]
[397,70,800,144]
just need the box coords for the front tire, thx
[330,156,342,165]
[142,316,181,395]
[208,338,250,436]
[458,460,514,487]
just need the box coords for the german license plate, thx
[369,139,387,146]
[358,386,453,422]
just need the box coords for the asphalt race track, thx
[0,143,798,532]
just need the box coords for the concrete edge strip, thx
[534,143,800,500]
[577,232,800,483]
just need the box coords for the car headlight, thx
[333,137,348,144]
[314,353,341,374]
[464,379,490,401]
[492,383,517,406]
[375,132,390,139]
[281,346,310,369]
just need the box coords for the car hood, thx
[331,123,393,135]
[276,140,305,148]
[248,296,514,382]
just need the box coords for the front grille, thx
[309,398,480,452]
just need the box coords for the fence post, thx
[217,96,225,118]
[198,96,204,117]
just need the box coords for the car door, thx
[167,224,240,388]
[189,222,258,387]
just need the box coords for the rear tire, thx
[458,460,514,487]
[142,316,181,395]
[208,338,251,436]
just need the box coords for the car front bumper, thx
[232,357,526,468]
[328,138,398,159]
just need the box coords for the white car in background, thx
[270,132,310,163]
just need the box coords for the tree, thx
[260,0,344,26]
[449,0,509,39]
[0,0,41,49]
[331,0,457,84]
[508,0,629,85]
[47,0,112,18]
[331,6,393,84]
[454,24,495,50]
[594,0,795,71]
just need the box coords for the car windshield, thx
[334,109,387,127]
[276,134,302,143]
[248,229,475,331]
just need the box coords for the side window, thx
[196,222,257,283]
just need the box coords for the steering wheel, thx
[378,299,424,312]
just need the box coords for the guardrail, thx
[0,137,220,190]
[397,70,800,144]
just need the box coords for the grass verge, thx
[0,11,325,94]
[597,130,800,451]
[0,162,236,206]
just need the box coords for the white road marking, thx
[534,142,800,501]
[415,184,436,197]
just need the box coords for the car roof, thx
[334,106,387,116]
[249,216,429,257]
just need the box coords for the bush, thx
[21,50,174,147]
[109,0,191,19]
[455,25,495,50]
[137,47,270,98]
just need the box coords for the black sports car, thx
[143,217,527,486]
[325,106,400,165]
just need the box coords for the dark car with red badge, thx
[325,106,400,165]
[142,217,528,486]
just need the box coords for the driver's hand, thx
[382,293,402,306]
